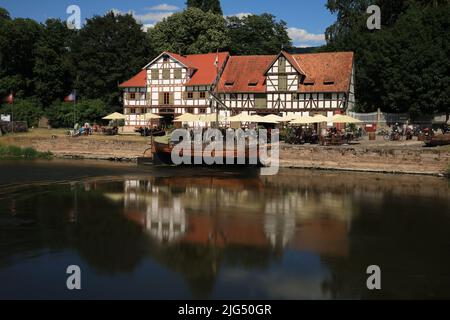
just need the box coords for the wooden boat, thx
[424,133,450,147]
[151,134,265,166]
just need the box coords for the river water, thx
[0,160,449,299]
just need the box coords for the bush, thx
[0,144,53,160]
[0,98,43,127]
[46,99,108,128]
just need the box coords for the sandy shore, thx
[1,129,449,176]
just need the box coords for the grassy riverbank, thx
[0,144,53,160]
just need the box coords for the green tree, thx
[0,7,10,21]
[148,8,230,55]
[226,14,292,55]
[71,11,152,111]
[33,19,75,107]
[0,98,43,127]
[379,3,450,117]
[186,0,223,15]
[77,99,108,124]
[0,12,43,98]
[324,0,370,46]
[46,99,108,128]
[46,101,76,128]
[322,0,450,117]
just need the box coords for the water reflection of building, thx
[117,177,350,257]
[124,180,186,243]
[264,200,296,248]
[263,191,351,256]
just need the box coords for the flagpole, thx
[215,49,219,128]
[73,89,76,129]
[11,93,14,135]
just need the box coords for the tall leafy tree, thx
[322,0,450,118]
[148,8,230,55]
[0,11,43,98]
[0,98,43,127]
[325,0,370,45]
[186,0,223,15]
[71,11,152,110]
[0,7,10,20]
[226,14,292,55]
[33,19,75,107]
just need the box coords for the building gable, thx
[146,53,189,86]
[264,51,305,76]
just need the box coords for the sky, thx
[0,0,335,47]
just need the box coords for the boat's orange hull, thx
[151,141,263,165]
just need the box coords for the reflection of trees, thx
[0,183,149,274]
[146,242,219,299]
[75,204,148,274]
[6,170,447,299]
[320,196,450,299]
[145,241,277,299]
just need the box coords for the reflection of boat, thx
[425,133,450,147]
[154,176,263,192]
[151,134,265,166]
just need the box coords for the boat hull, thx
[151,141,264,166]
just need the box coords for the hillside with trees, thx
[0,0,448,127]
[322,0,449,118]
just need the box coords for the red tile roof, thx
[165,52,197,70]
[119,51,354,93]
[120,52,230,88]
[294,52,354,93]
[283,51,306,75]
[217,55,276,93]
[182,52,229,86]
[118,69,147,87]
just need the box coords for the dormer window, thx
[323,77,335,85]
[248,79,258,86]
[225,79,235,86]
[304,78,315,86]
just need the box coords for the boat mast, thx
[209,52,229,129]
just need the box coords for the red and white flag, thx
[64,91,76,102]
[5,93,13,104]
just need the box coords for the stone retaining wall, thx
[3,135,449,175]
[280,144,449,175]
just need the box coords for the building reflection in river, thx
[118,177,351,257]
[2,165,450,299]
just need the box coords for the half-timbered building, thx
[119,50,355,130]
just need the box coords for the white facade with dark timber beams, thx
[119,50,355,129]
